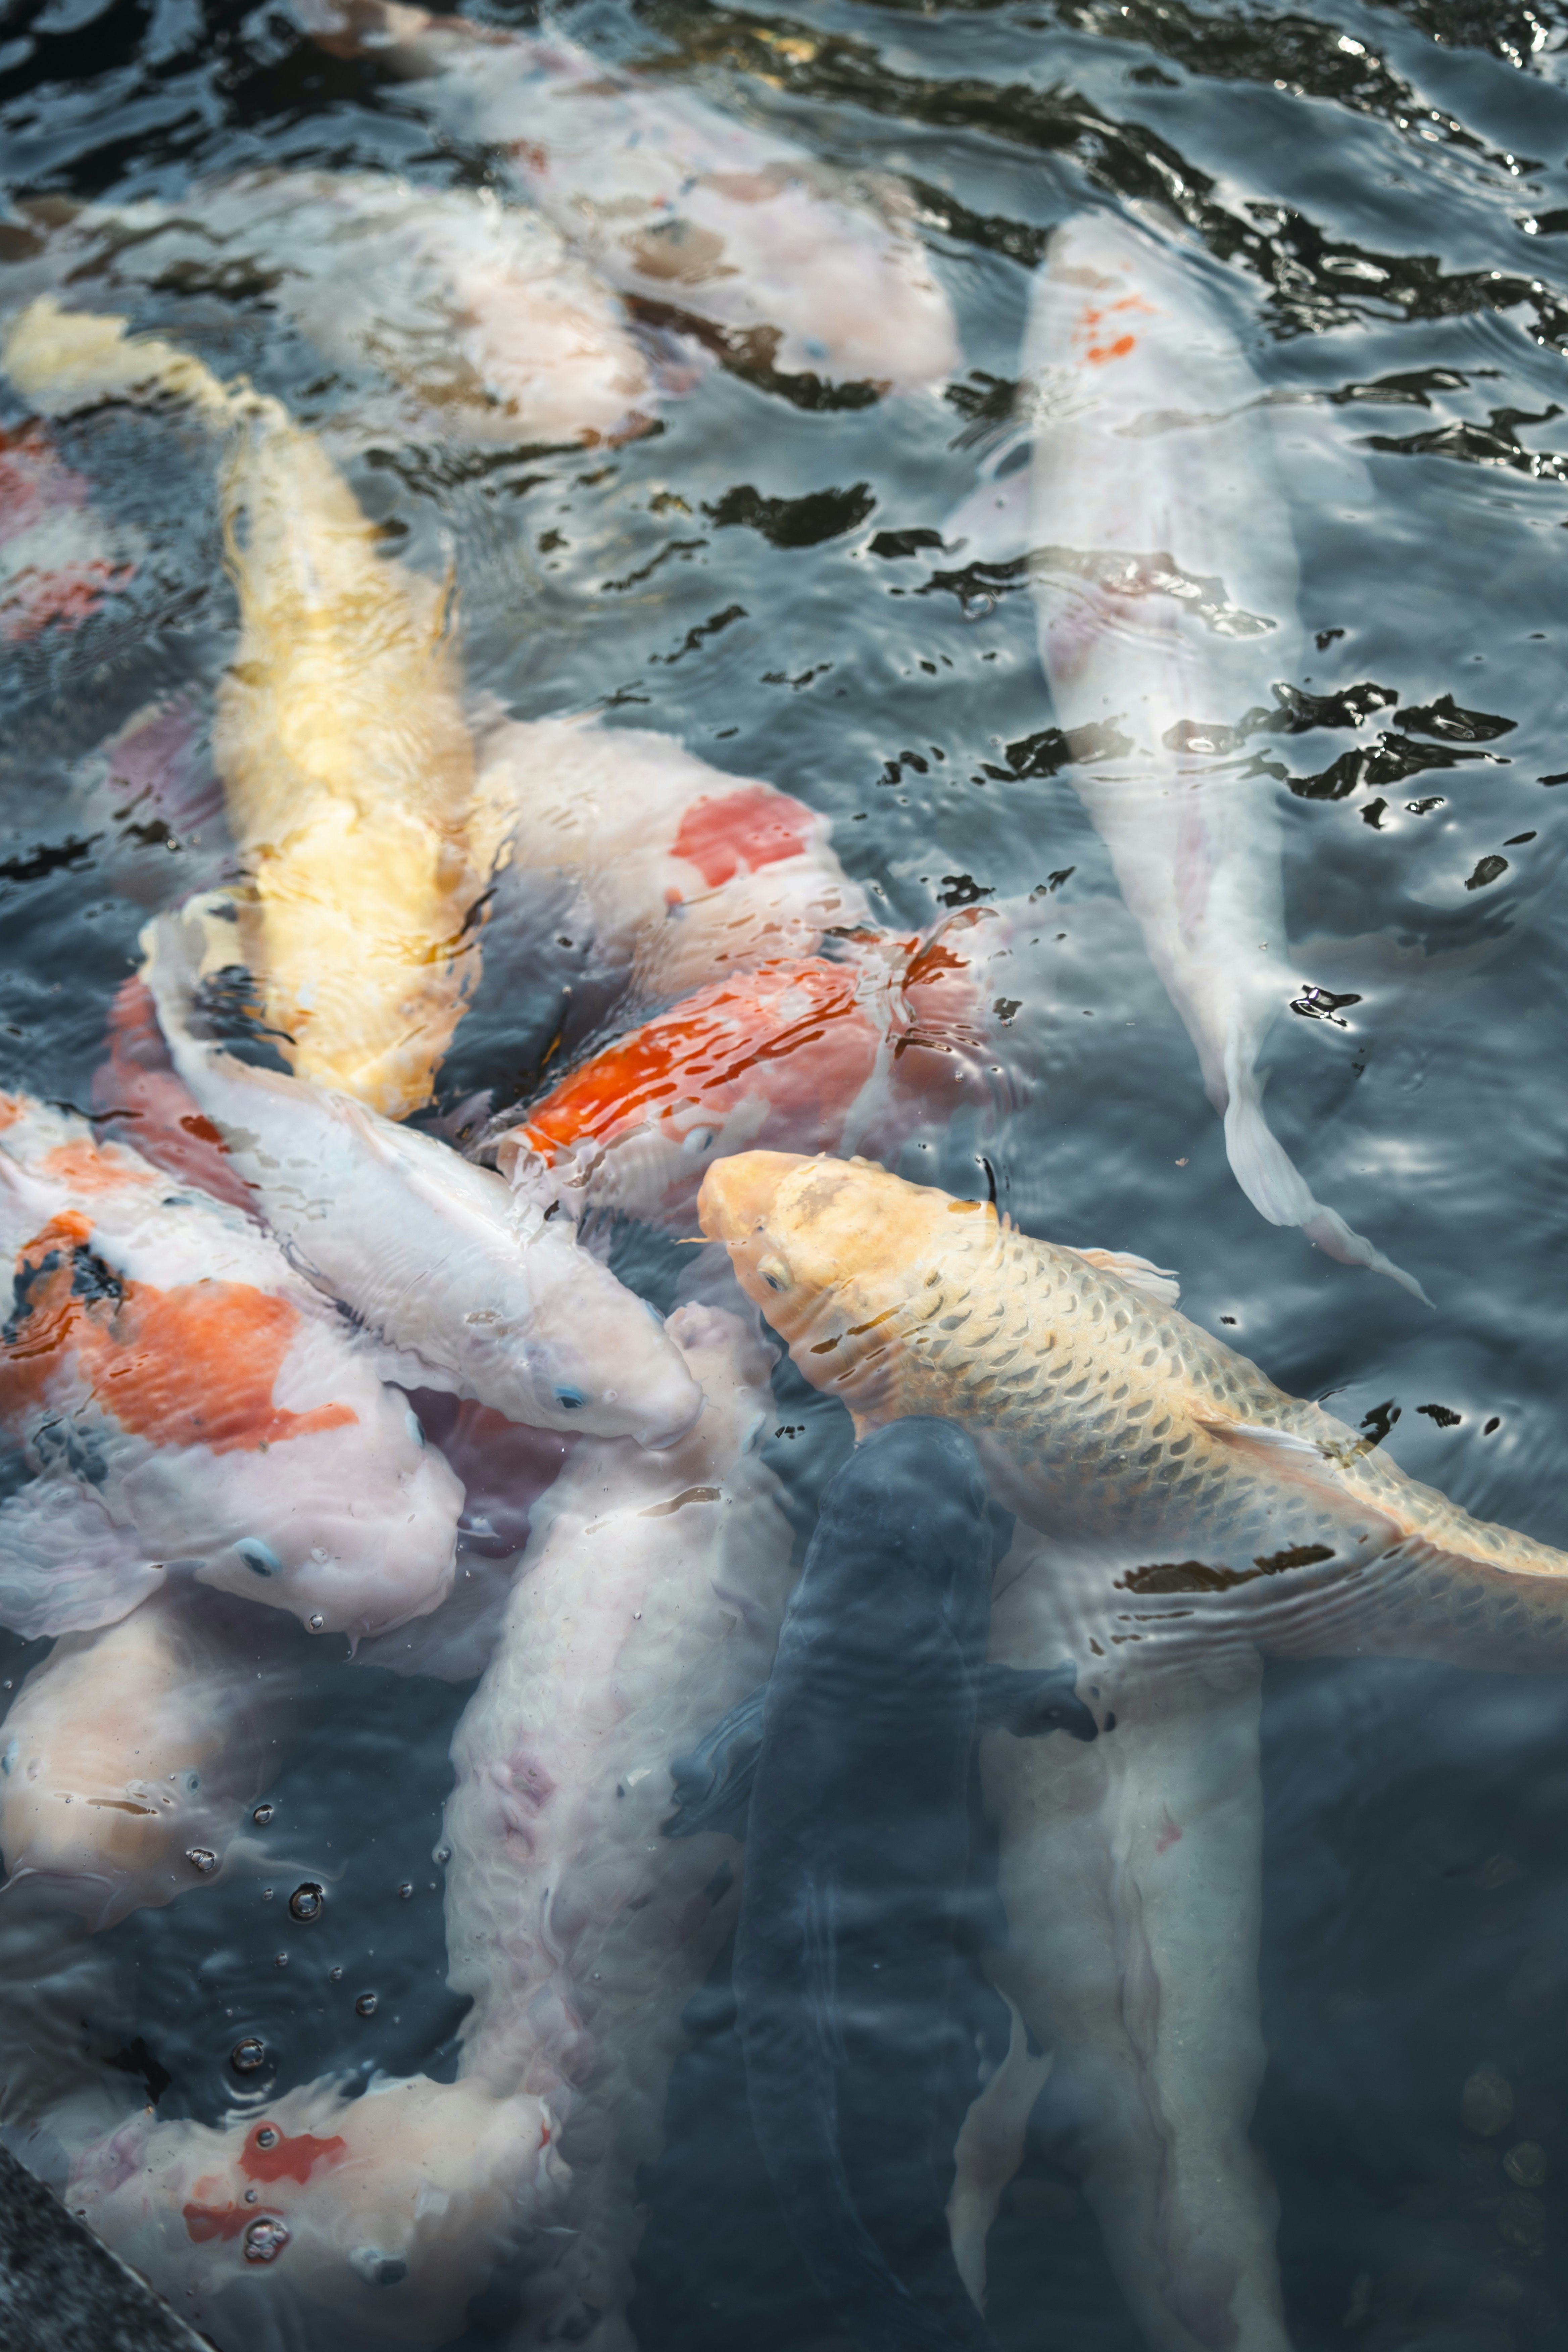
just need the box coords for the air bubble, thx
[253,1804,274,1826]
[231,2036,266,2074]
[432,1846,451,1867]
[289,1882,324,1923]
[397,1882,413,1901]
[244,2218,290,2264]
[308,1614,325,1632]
[186,1847,218,1875]
[255,2126,279,2150]
[329,1967,343,1983]
[355,1993,378,2018]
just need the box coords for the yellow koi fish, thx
[698,1150,1568,1667]
[1,295,483,1118]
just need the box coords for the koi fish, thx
[484,926,989,1229]
[729,1417,1091,2352]
[442,1303,795,2345]
[470,708,873,1021]
[697,1150,1568,1670]
[295,0,958,390]
[20,172,670,448]
[951,212,1419,1296]
[0,1585,301,1929]
[961,1549,1287,2352]
[140,894,703,1448]
[0,1091,461,1640]
[65,2070,562,2344]
[2,294,486,1120]
[0,419,135,641]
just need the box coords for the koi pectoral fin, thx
[662,1680,767,1839]
[975,1660,1098,1743]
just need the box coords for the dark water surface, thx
[3,0,1568,2344]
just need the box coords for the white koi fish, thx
[294,0,958,390]
[953,211,1420,1296]
[0,1586,301,1930]
[0,1092,460,1641]
[470,709,872,1016]
[65,2070,563,2344]
[15,173,670,449]
[140,895,703,1448]
[443,1303,795,2345]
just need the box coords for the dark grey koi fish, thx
[702,1416,1094,2351]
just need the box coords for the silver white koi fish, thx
[953,211,1422,1297]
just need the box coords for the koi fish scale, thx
[0,1093,460,1640]
[700,1152,1568,1669]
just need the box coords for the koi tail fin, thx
[1221,1066,1431,1305]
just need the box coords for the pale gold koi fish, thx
[2,296,484,1118]
[698,1150,1568,1667]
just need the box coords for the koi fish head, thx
[477,1212,703,1450]
[697,1150,961,1372]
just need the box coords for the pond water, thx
[3,0,1568,2346]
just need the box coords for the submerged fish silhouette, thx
[950,211,1420,1297]
[2,295,486,1119]
[699,1151,1568,1667]
[731,1418,1089,2352]
[294,0,958,391]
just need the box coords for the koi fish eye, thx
[644,1300,665,1327]
[757,1254,791,1294]
[1,1740,15,1777]
[554,1386,588,1411]
[681,1126,717,1156]
[349,2248,409,2288]
[236,1537,282,1579]
[405,1408,426,1447]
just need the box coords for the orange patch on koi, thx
[183,2200,253,2244]
[517,957,874,1164]
[39,1140,156,1194]
[0,1214,357,1453]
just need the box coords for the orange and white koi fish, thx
[0,1093,461,1641]
[65,2071,562,2344]
[489,926,989,1228]
[471,709,872,1017]
[0,1586,300,1930]
[141,896,704,1449]
[18,173,672,449]
[951,211,1420,1296]
[443,1304,794,2344]
[2,295,486,1119]
[0,419,135,641]
[295,0,958,391]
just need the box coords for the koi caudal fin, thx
[1222,1069,1430,1305]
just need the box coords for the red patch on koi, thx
[1154,1812,1183,1855]
[183,2201,253,2243]
[670,785,816,890]
[518,957,875,1166]
[0,1214,357,1452]
[240,2122,347,2184]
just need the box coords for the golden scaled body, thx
[4,297,482,1118]
[698,1150,1568,1667]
